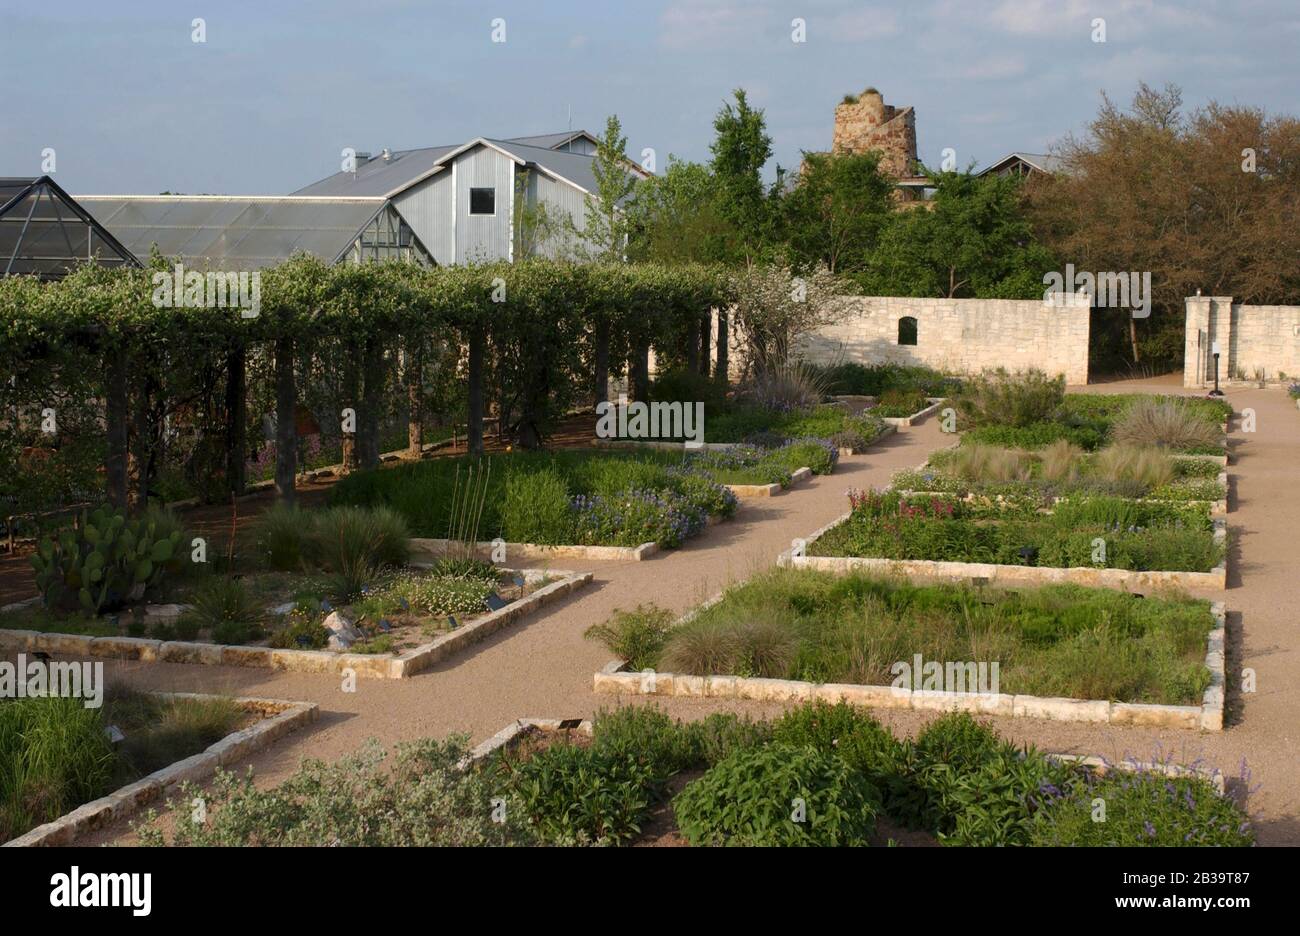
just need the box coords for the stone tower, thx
[831,87,918,178]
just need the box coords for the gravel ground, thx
[10,379,1296,846]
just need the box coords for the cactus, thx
[30,505,184,617]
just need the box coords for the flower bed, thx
[792,490,1227,591]
[133,703,1252,847]
[894,442,1228,511]
[587,566,1225,729]
[2,690,317,846]
[0,566,591,679]
[329,449,740,550]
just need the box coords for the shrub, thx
[506,741,658,845]
[584,605,675,671]
[1094,444,1176,489]
[673,744,880,846]
[681,713,774,768]
[874,388,928,418]
[738,361,830,411]
[1112,399,1224,453]
[771,701,903,789]
[591,706,698,781]
[660,618,741,675]
[501,468,573,544]
[267,610,330,649]
[962,421,1106,451]
[138,737,535,846]
[648,368,727,411]
[187,576,263,644]
[307,506,411,598]
[254,503,313,572]
[0,697,116,841]
[1030,768,1253,846]
[955,368,1065,428]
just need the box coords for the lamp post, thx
[1209,340,1225,397]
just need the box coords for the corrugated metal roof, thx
[978,152,1065,177]
[504,130,596,151]
[76,195,389,270]
[291,145,460,197]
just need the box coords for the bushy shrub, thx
[1113,399,1225,453]
[1030,768,1253,846]
[874,388,928,417]
[771,701,903,789]
[307,505,411,597]
[681,713,774,768]
[673,744,880,846]
[648,368,727,411]
[506,741,658,846]
[186,576,263,644]
[955,368,1065,428]
[253,503,312,572]
[962,421,1106,451]
[584,605,675,671]
[138,737,535,846]
[590,706,698,782]
[571,489,706,548]
[501,468,573,544]
[738,361,830,411]
[267,611,330,649]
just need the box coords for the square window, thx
[469,187,496,215]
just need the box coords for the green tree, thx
[861,171,1054,298]
[783,150,894,278]
[574,114,638,261]
[710,89,775,264]
[627,157,734,264]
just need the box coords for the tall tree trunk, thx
[592,318,610,408]
[467,327,485,456]
[405,340,423,458]
[340,353,359,473]
[1129,317,1141,364]
[698,313,711,378]
[128,370,156,514]
[274,336,297,507]
[631,340,650,401]
[225,341,247,496]
[715,308,729,387]
[105,351,129,511]
[359,337,383,470]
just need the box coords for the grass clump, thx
[1113,398,1225,453]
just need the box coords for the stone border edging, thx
[725,466,814,498]
[461,717,594,768]
[880,397,946,427]
[777,511,1228,592]
[592,602,1225,732]
[0,568,593,680]
[411,536,659,562]
[2,693,318,847]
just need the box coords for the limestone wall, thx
[797,294,1092,385]
[1184,296,1300,387]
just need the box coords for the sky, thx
[2,0,1297,195]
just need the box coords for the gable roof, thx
[0,176,139,279]
[292,130,646,201]
[76,195,418,270]
[977,152,1065,177]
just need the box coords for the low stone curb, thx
[0,569,593,680]
[2,694,318,847]
[1047,752,1227,794]
[462,717,593,768]
[725,465,815,499]
[880,398,947,428]
[778,511,1228,593]
[411,536,659,562]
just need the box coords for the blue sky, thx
[3,0,1297,194]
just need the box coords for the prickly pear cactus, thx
[30,505,184,617]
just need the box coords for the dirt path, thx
[38,385,1300,845]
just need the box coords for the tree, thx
[710,89,775,264]
[574,114,638,261]
[627,157,735,265]
[1024,82,1300,370]
[783,150,894,278]
[729,262,847,375]
[861,170,1054,299]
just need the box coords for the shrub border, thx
[0,568,593,680]
[777,511,1229,592]
[592,600,1226,732]
[2,693,318,847]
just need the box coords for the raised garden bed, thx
[589,567,1226,731]
[786,490,1228,592]
[1,566,592,679]
[2,691,317,846]
[894,443,1229,514]
[832,394,946,427]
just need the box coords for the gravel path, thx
[47,381,1300,845]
